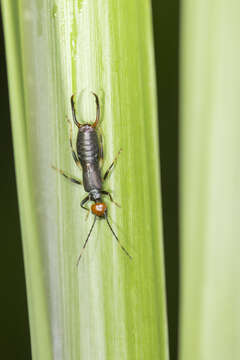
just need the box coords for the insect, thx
[53,92,132,265]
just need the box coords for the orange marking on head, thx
[91,202,107,217]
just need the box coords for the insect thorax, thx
[89,189,102,202]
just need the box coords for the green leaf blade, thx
[180,1,240,359]
[2,1,168,359]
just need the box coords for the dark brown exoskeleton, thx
[53,93,132,265]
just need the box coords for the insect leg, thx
[103,148,122,181]
[66,117,81,168]
[71,94,82,128]
[99,129,104,168]
[85,209,91,221]
[80,194,90,211]
[52,165,82,185]
[91,92,100,128]
[101,190,121,208]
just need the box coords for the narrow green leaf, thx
[180,1,240,359]
[2,0,169,359]
[1,1,53,360]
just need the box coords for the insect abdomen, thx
[77,125,102,192]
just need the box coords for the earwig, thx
[53,93,132,265]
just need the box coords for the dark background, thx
[0,8,31,360]
[152,2,180,360]
[0,1,179,359]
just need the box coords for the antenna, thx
[76,215,97,266]
[105,213,132,260]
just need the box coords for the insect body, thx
[53,93,132,265]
